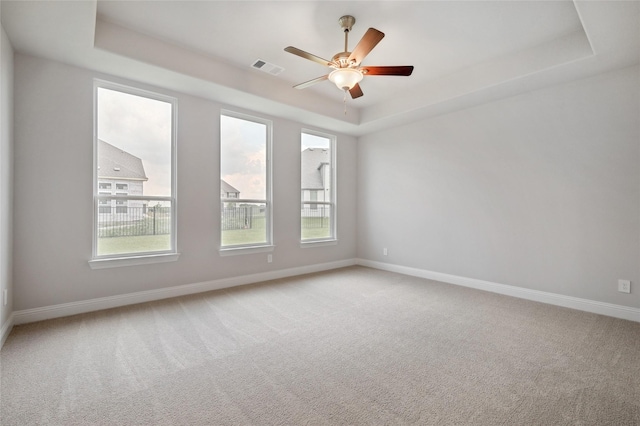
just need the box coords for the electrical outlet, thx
[383,248,388,256]
[618,280,631,294]
[267,254,272,263]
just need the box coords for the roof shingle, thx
[301,148,330,190]
[98,140,148,181]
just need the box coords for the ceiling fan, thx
[284,15,414,99]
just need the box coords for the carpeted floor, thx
[1,266,639,425]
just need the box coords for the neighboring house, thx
[97,140,148,221]
[301,148,330,216]
[220,179,240,199]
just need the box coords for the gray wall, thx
[12,53,357,311]
[0,21,14,332]
[357,66,640,308]
[8,50,640,316]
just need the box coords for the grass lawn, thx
[301,226,331,240]
[222,227,267,246]
[301,216,331,240]
[97,234,171,256]
[222,217,267,246]
[222,216,331,246]
[98,216,331,255]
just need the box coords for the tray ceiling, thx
[2,1,638,135]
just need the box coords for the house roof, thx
[98,140,148,181]
[221,179,240,194]
[301,148,330,190]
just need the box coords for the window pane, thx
[97,88,172,196]
[95,86,174,257]
[301,132,334,241]
[220,113,270,248]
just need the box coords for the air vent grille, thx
[251,59,284,76]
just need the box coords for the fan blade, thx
[361,66,414,76]
[349,84,364,99]
[285,46,333,67]
[293,75,329,90]
[347,28,385,65]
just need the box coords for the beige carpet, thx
[1,266,639,425]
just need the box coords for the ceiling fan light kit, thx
[328,67,363,91]
[285,15,414,102]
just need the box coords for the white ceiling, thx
[1,1,639,136]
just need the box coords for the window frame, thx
[219,109,273,255]
[300,129,337,245]
[89,80,179,269]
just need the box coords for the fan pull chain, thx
[343,90,348,115]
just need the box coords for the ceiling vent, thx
[251,59,284,76]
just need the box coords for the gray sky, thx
[301,133,330,151]
[97,87,172,196]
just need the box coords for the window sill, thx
[89,252,181,269]
[300,239,338,248]
[219,245,275,257]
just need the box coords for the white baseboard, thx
[356,259,640,323]
[12,259,357,325]
[1,313,14,350]
[10,258,639,327]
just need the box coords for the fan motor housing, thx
[332,52,355,68]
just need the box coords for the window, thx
[92,81,177,263]
[115,200,128,214]
[220,111,272,250]
[99,199,111,214]
[301,131,336,242]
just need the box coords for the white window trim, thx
[219,245,274,257]
[89,253,180,269]
[219,110,273,254]
[300,240,338,248]
[91,80,179,268]
[301,129,337,244]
